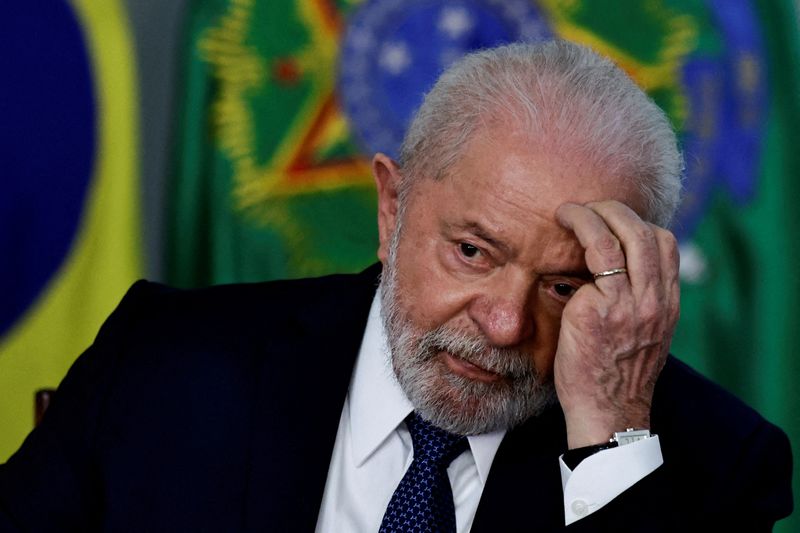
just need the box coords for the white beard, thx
[379,231,557,435]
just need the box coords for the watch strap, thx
[562,428,653,469]
[562,441,618,470]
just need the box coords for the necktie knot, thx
[405,412,468,468]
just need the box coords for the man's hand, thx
[554,201,680,448]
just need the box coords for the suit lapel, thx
[242,265,381,531]
[471,404,569,532]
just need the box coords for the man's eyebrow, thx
[443,221,512,255]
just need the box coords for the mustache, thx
[415,326,536,380]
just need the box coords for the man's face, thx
[375,127,644,435]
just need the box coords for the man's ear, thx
[373,153,402,263]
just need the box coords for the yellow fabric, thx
[0,0,141,460]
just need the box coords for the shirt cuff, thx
[559,435,663,525]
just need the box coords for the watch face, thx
[614,429,652,446]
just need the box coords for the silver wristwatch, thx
[611,428,652,446]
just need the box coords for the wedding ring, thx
[593,267,628,280]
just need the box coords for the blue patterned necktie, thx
[379,412,469,533]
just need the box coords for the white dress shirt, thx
[315,296,663,531]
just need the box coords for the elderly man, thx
[0,41,792,532]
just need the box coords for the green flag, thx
[669,3,800,531]
[168,1,798,528]
[167,0,378,287]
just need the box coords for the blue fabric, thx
[379,413,468,533]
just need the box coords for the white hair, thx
[398,40,684,227]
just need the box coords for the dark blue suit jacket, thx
[0,266,793,531]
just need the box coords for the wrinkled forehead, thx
[423,123,650,221]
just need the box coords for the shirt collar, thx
[349,295,506,485]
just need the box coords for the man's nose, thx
[467,275,534,347]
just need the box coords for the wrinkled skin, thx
[373,126,680,446]
[554,201,679,446]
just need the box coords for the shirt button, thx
[571,499,589,517]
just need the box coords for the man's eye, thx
[553,283,577,298]
[459,243,481,259]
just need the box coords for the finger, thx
[585,201,662,293]
[555,203,628,291]
[650,223,681,329]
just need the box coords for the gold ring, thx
[593,267,628,280]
